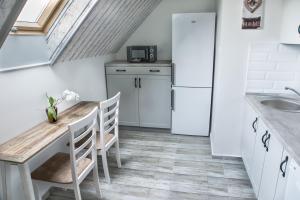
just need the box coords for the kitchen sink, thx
[260,97,300,112]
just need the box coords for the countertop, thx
[105,60,172,67]
[246,93,300,165]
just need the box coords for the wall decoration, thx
[242,0,265,29]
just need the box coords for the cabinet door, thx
[250,121,268,196]
[280,0,300,44]
[258,133,284,200]
[241,102,259,174]
[274,150,291,200]
[106,75,139,126]
[283,159,300,200]
[138,75,171,128]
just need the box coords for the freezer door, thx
[171,87,212,136]
[172,13,215,87]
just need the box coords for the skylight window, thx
[17,0,50,23]
[12,0,69,35]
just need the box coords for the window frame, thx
[11,0,68,35]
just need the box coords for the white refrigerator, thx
[171,13,216,136]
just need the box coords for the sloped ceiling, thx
[0,0,27,48]
[56,0,162,63]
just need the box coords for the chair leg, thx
[73,183,82,200]
[101,150,111,183]
[93,165,102,199]
[115,140,122,168]
[33,182,41,200]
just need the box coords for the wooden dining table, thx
[0,102,98,200]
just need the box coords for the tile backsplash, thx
[246,42,300,93]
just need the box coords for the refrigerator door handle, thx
[171,89,175,111]
[171,63,175,85]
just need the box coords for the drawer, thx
[106,67,171,76]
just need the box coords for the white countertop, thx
[105,60,172,67]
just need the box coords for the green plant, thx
[46,94,58,122]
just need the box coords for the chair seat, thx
[31,153,92,184]
[96,132,115,150]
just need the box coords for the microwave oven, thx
[127,45,157,63]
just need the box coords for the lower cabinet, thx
[106,75,140,126]
[283,159,300,199]
[241,102,259,176]
[106,74,171,128]
[242,101,299,200]
[274,150,291,200]
[250,120,268,196]
[258,131,283,200]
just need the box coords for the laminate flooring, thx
[46,129,256,200]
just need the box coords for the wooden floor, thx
[46,129,256,200]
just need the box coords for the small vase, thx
[46,107,58,123]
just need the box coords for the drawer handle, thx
[134,78,138,88]
[171,63,175,85]
[149,69,160,73]
[280,156,289,178]
[116,69,126,72]
[139,78,141,88]
[252,117,258,133]
[171,89,175,111]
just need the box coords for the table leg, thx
[0,161,7,200]
[18,163,35,200]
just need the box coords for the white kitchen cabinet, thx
[283,159,300,200]
[250,120,268,196]
[280,0,300,44]
[258,132,284,200]
[274,150,291,200]
[106,64,172,129]
[106,75,139,126]
[139,75,171,128]
[241,102,259,174]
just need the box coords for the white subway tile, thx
[247,80,273,89]
[277,63,300,71]
[273,81,298,90]
[247,71,266,80]
[251,42,278,52]
[248,62,276,71]
[279,44,300,54]
[249,53,269,61]
[246,88,264,93]
[266,72,295,81]
[269,52,298,62]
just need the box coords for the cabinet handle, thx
[139,78,141,88]
[149,69,160,73]
[280,156,289,178]
[134,78,138,88]
[171,63,175,85]
[252,117,258,133]
[264,134,271,152]
[298,25,300,34]
[171,89,175,111]
[262,131,268,146]
[116,69,126,72]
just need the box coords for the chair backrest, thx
[68,107,98,184]
[99,92,121,147]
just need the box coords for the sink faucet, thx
[285,86,300,96]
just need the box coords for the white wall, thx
[0,54,115,199]
[116,0,216,60]
[211,0,283,156]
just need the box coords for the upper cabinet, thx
[280,0,300,44]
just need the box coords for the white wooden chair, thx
[98,92,122,183]
[31,107,102,200]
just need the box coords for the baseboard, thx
[120,126,171,133]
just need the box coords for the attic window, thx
[11,0,68,35]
